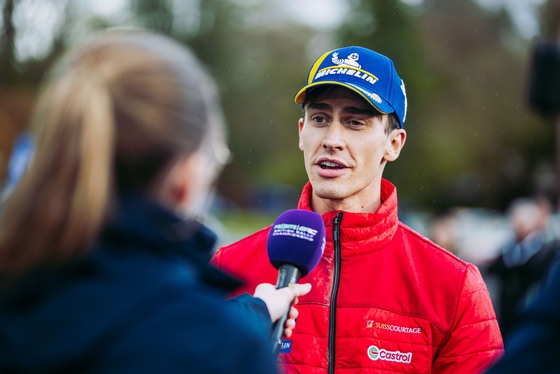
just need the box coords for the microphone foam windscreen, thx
[267,209,326,277]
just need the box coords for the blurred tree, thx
[1,0,16,85]
[131,0,173,35]
[539,0,560,40]
[418,0,553,211]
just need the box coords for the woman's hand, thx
[253,283,312,337]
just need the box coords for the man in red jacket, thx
[212,46,503,373]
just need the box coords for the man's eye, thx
[348,120,364,128]
[312,116,327,124]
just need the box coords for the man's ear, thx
[298,118,304,151]
[384,129,406,162]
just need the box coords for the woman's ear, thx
[384,129,406,162]
[161,157,188,206]
[157,153,203,209]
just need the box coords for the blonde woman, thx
[0,31,309,373]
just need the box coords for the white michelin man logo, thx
[332,52,361,68]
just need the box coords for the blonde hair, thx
[0,31,223,278]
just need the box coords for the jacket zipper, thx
[328,212,343,374]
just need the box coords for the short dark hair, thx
[386,113,400,134]
[302,86,401,134]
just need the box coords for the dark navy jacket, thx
[485,256,560,373]
[0,196,278,373]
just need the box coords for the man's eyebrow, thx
[306,102,331,111]
[307,102,378,116]
[343,105,379,116]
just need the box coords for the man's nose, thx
[322,121,344,150]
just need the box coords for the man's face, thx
[298,86,405,213]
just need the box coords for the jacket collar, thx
[103,195,242,291]
[297,179,399,254]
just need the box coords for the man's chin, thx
[312,186,347,201]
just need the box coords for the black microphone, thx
[267,209,326,356]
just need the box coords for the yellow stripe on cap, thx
[306,49,336,85]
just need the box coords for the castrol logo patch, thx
[367,345,412,364]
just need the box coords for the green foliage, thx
[130,0,174,34]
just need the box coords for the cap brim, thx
[294,81,395,116]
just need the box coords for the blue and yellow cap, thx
[294,46,407,128]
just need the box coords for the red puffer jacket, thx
[212,180,504,373]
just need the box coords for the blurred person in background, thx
[430,212,458,254]
[0,30,310,373]
[485,254,560,373]
[487,196,560,341]
[213,46,503,373]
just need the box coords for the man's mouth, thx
[319,161,345,169]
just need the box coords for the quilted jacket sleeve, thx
[432,265,504,374]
